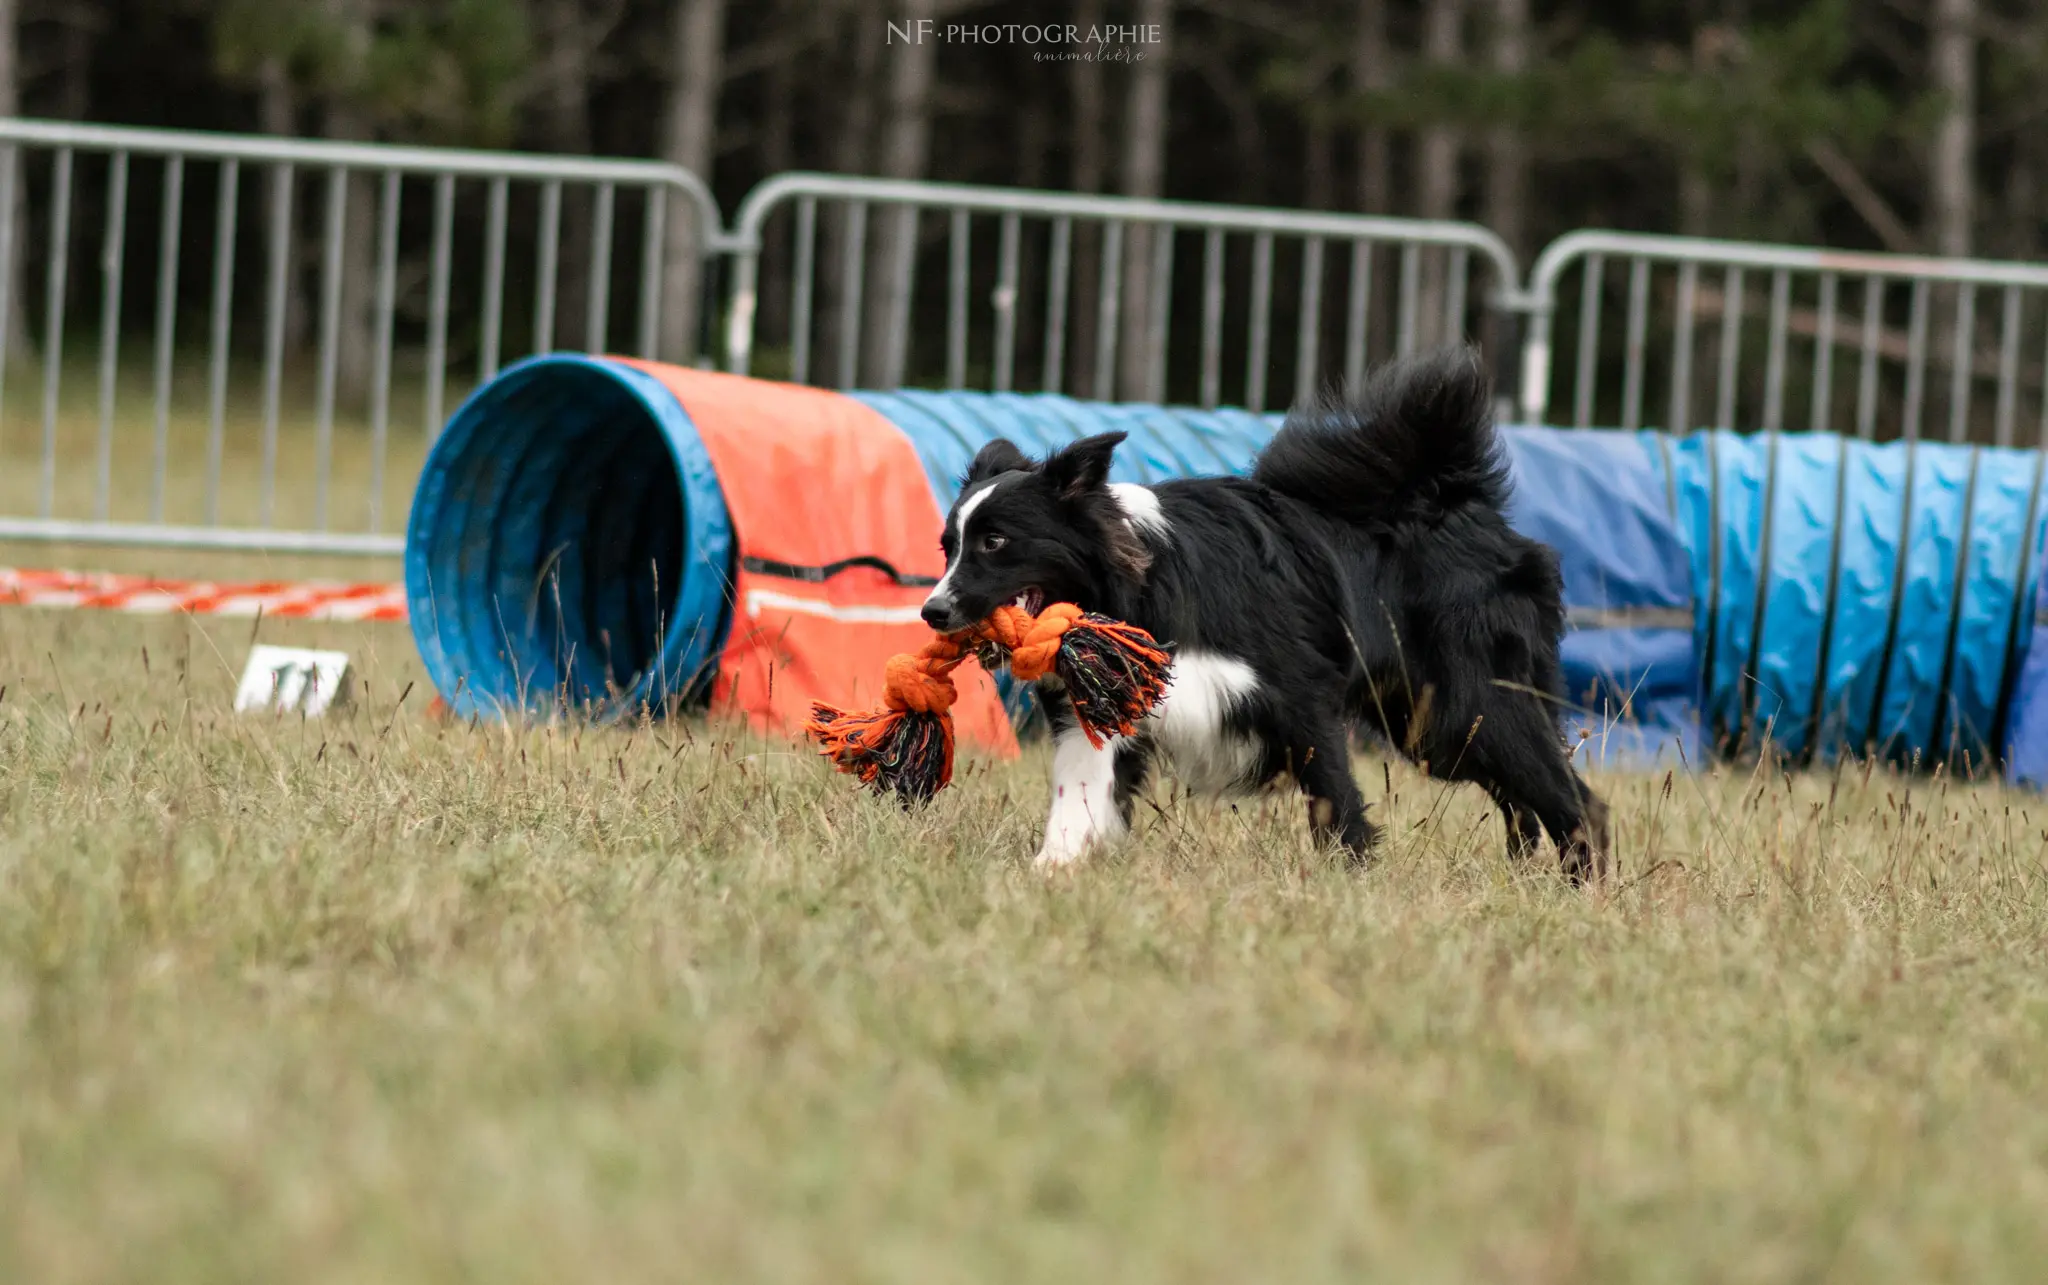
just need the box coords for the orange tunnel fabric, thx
[618,361,1019,759]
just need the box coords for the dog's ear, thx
[1043,432,1126,500]
[962,438,1032,488]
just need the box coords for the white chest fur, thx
[1142,651,1263,795]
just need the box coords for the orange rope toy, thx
[804,602,1173,804]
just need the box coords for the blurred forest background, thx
[5,0,2027,260]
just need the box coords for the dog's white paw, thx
[1032,835,1088,872]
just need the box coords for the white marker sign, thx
[235,644,352,717]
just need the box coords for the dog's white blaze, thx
[1036,726,1127,868]
[926,478,1004,607]
[1145,651,1262,794]
[1108,483,1171,540]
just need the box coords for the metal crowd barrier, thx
[722,172,1520,412]
[1520,230,2048,446]
[0,118,724,555]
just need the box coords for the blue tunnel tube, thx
[405,355,735,721]
[403,355,2048,779]
[1663,430,2048,770]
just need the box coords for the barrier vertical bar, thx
[1995,285,2021,448]
[586,182,614,353]
[1199,228,1223,408]
[993,212,1019,392]
[790,195,816,385]
[1903,278,1930,442]
[1714,266,1743,431]
[534,180,561,355]
[1293,236,1323,407]
[40,148,73,519]
[1092,220,1123,401]
[1669,261,1696,434]
[150,155,183,523]
[637,186,665,360]
[94,151,128,522]
[313,166,345,531]
[258,161,291,527]
[480,177,507,380]
[1762,269,1789,432]
[426,172,454,435]
[1246,231,1272,412]
[1810,273,1837,433]
[836,200,866,389]
[1042,216,1070,393]
[1145,221,1173,403]
[368,170,399,530]
[1344,240,1370,393]
[1947,282,1975,444]
[205,158,238,525]
[946,207,969,389]
[1572,253,1603,429]
[1622,258,1649,431]
[1857,278,1882,440]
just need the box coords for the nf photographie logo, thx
[886,20,1164,62]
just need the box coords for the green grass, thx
[2,604,2047,1282]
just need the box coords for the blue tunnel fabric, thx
[1664,431,2048,769]
[404,354,734,721]
[1499,429,1701,767]
[847,390,1699,766]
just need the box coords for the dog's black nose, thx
[920,596,957,630]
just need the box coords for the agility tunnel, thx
[403,353,2048,783]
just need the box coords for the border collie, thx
[919,346,1611,881]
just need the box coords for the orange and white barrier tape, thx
[0,567,407,622]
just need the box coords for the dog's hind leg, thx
[1292,729,1379,865]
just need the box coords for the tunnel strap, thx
[741,554,940,588]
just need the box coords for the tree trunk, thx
[1353,0,1389,215]
[58,11,90,121]
[657,0,725,366]
[1351,0,1390,376]
[1929,0,1975,427]
[1115,0,1172,401]
[1483,0,1528,258]
[1416,0,1464,348]
[1069,0,1108,397]
[325,0,376,409]
[257,55,309,355]
[1929,0,1975,258]
[328,101,379,410]
[1305,116,1334,212]
[0,0,33,366]
[757,50,795,347]
[863,0,937,387]
[537,0,596,354]
[818,0,880,384]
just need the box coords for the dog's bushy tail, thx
[1252,344,1510,532]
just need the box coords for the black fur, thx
[921,345,1610,881]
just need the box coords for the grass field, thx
[2,601,2047,1283]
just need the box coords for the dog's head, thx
[919,432,1154,633]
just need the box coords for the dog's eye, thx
[978,533,1008,554]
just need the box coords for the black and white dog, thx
[919,346,1610,880]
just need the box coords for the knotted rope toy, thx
[805,602,1173,805]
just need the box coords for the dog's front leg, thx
[1035,723,1130,870]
